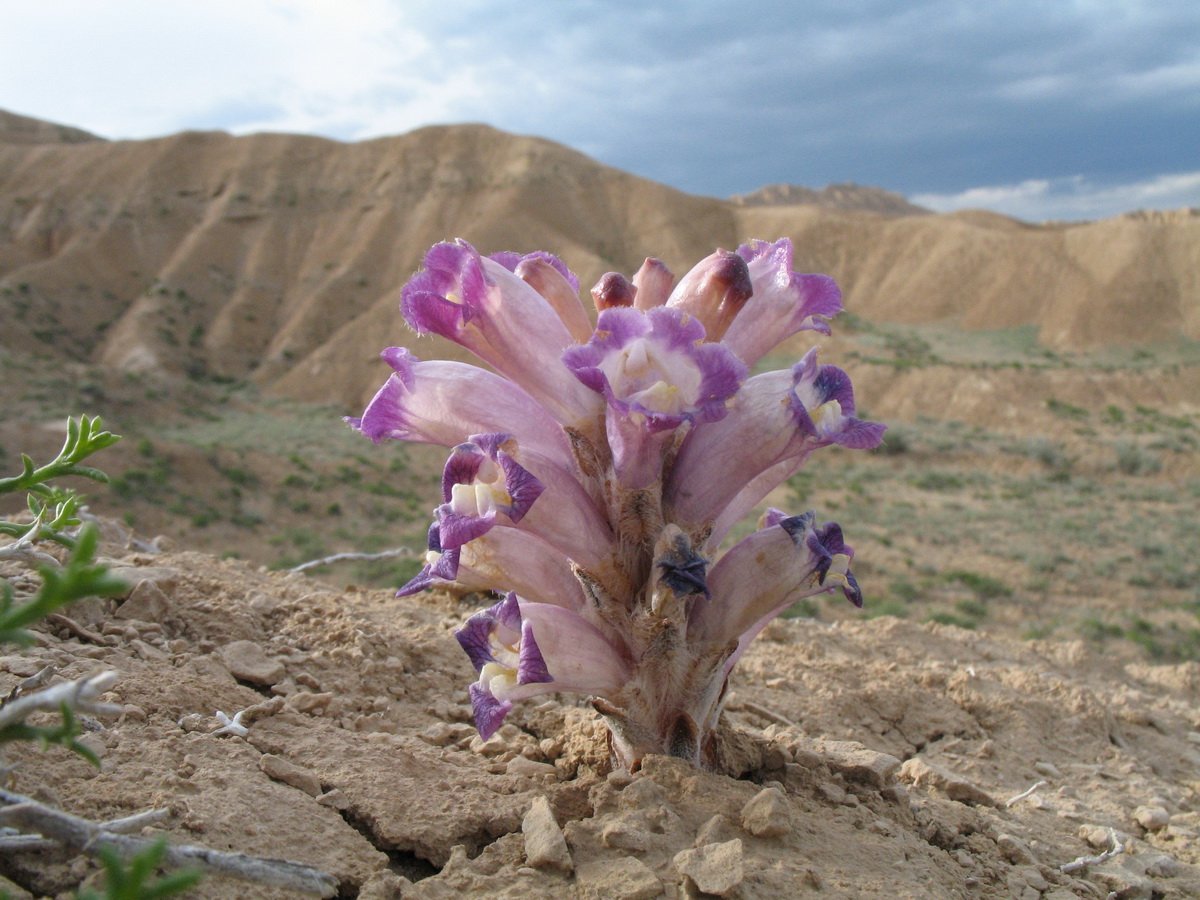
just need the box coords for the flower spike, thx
[354,237,883,769]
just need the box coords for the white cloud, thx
[913,171,1200,222]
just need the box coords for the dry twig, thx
[290,546,415,574]
[0,789,338,897]
[1060,828,1125,873]
[0,670,121,727]
[1005,780,1047,808]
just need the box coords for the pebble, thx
[819,740,902,788]
[116,580,170,622]
[316,789,351,811]
[740,786,791,838]
[220,640,286,686]
[674,839,744,897]
[996,833,1037,865]
[694,815,736,847]
[129,639,169,662]
[898,757,996,806]
[1034,761,1062,779]
[522,796,572,872]
[1133,805,1170,832]
[258,754,323,797]
[1090,860,1153,900]
[507,757,559,779]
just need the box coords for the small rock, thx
[899,757,995,806]
[0,874,34,900]
[258,754,323,797]
[1133,805,1170,832]
[288,691,334,714]
[419,723,456,747]
[316,789,351,811]
[1017,865,1048,891]
[1034,761,1062,779]
[523,796,572,872]
[116,580,170,622]
[577,857,663,900]
[106,566,179,600]
[740,786,791,838]
[122,704,148,723]
[601,819,655,851]
[1134,853,1180,879]
[1090,860,1153,900]
[507,757,559,779]
[996,833,1038,865]
[674,839,744,897]
[221,640,286,686]
[129,639,169,662]
[0,656,46,678]
[820,740,902,787]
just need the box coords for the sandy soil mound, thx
[3,536,1198,899]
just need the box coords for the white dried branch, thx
[1060,828,1125,873]
[101,807,171,833]
[0,789,338,897]
[0,539,60,567]
[290,546,415,574]
[1005,780,1047,808]
[0,670,121,728]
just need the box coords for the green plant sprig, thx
[0,415,120,497]
[0,524,128,646]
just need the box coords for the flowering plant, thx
[350,238,884,769]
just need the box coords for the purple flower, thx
[401,240,603,430]
[354,237,884,768]
[564,306,747,487]
[455,593,629,739]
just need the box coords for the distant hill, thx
[729,182,929,217]
[1,109,1198,412]
[0,108,103,145]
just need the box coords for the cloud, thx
[912,171,1200,222]
[1,0,1197,214]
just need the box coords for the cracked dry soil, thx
[3,540,1199,899]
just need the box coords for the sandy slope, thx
[2,532,1199,899]
[2,118,1199,418]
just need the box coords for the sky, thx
[2,0,1198,222]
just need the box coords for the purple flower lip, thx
[564,305,747,487]
[564,306,746,429]
[455,593,630,739]
[720,238,845,368]
[435,434,545,551]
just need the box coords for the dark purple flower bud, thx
[591,272,637,312]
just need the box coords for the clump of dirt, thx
[2,534,1198,898]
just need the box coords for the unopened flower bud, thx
[632,258,674,310]
[516,256,593,342]
[668,249,753,340]
[591,272,637,312]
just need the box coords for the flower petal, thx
[400,240,602,428]
[720,238,844,367]
[349,347,569,459]
[564,306,747,487]
[666,349,883,532]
